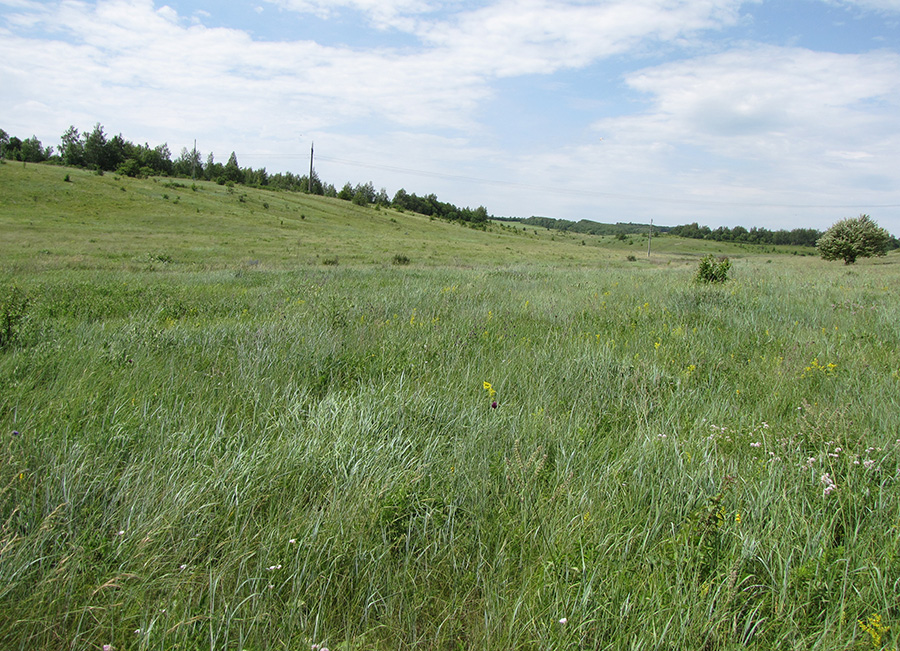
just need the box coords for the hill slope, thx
[1,162,802,271]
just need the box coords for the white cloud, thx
[551,45,900,226]
[616,45,900,157]
[447,43,900,228]
[264,0,433,30]
[3,0,750,144]
[421,0,747,77]
[0,0,489,150]
[829,0,900,12]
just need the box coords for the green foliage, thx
[516,215,660,237]
[222,151,242,183]
[817,214,892,264]
[671,221,822,247]
[695,254,731,283]
[2,134,52,162]
[392,253,411,265]
[391,188,491,224]
[0,284,30,349]
[351,188,369,206]
[338,181,354,201]
[116,158,142,178]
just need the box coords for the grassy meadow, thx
[1,162,899,650]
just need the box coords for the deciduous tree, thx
[817,214,891,264]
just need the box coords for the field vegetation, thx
[2,162,899,650]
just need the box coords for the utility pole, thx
[647,219,653,258]
[308,142,314,194]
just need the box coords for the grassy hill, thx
[1,162,814,272]
[2,161,899,650]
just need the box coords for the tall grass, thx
[2,256,898,650]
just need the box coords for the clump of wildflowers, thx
[801,358,837,378]
[858,613,889,647]
[820,472,837,496]
[483,381,498,407]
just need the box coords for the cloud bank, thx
[2,0,899,230]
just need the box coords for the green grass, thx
[1,162,809,272]
[2,162,899,650]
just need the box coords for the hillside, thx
[1,162,814,272]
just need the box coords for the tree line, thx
[667,222,823,247]
[4,124,892,242]
[500,216,672,236]
[505,215,898,250]
[0,123,492,225]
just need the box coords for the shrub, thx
[817,214,891,265]
[116,159,141,177]
[392,254,411,266]
[695,254,731,283]
[626,255,637,262]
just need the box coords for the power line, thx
[315,154,900,210]
[234,150,900,211]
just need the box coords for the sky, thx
[2,0,900,232]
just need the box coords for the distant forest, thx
[502,216,826,247]
[0,123,492,226]
[2,123,895,245]
[498,216,674,237]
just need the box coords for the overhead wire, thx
[235,151,900,210]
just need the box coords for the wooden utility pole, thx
[647,219,653,258]
[308,142,314,193]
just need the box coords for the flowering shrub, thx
[694,254,731,283]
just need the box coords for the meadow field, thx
[1,162,899,650]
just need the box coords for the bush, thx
[116,159,141,177]
[695,254,731,283]
[392,254,411,266]
[817,214,891,264]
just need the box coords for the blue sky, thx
[2,0,899,232]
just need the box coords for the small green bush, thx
[392,254,411,266]
[695,254,731,283]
